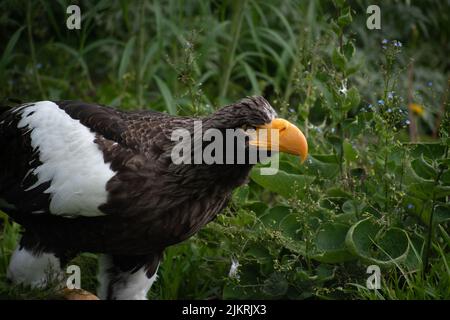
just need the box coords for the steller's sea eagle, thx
[0,96,307,299]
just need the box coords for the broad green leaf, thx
[434,204,450,225]
[245,201,268,216]
[259,206,290,229]
[304,154,339,178]
[404,195,433,225]
[343,87,360,111]
[327,135,343,156]
[246,245,272,264]
[326,187,353,199]
[312,223,355,263]
[263,273,289,297]
[345,219,409,267]
[342,199,365,216]
[407,181,436,200]
[343,139,358,162]
[279,213,302,240]
[409,143,446,159]
[435,185,450,198]
[250,168,314,199]
[411,154,437,180]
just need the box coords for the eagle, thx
[0,96,308,299]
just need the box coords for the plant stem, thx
[423,145,448,273]
[384,135,389,214]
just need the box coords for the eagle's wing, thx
[55,100,129,144]
[0,100,168,219]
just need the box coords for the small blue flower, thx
[387,108,392,113]
[368,104,373,109]
[382,45,387,50]
[382,39,389,44]
[331,128,336,134]
[405,120,410,125]
[427,82,433,87]
[407,203,414,209]
[36,63,42,69]
[387,92,394,100]
[378,100,384,105]
[289,108,295,113]
[392,40,402,47]
[361,108,367,113]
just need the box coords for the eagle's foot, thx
[62,288,99,300]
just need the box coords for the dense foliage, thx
[0,0,448,299]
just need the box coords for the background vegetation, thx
[0,0,449,299]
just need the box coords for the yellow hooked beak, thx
[249,118,308,163]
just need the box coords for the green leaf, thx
[337,7,352,28]
[304,154,339,178]
[245,201,268,216]
[279,214,302,240]
[118,36,136,82]
[409,143,446,159]
[350,168,365,178]
[342,199,365,216]
[246,245,272,264]
[407,181,446,200]
[343,87,360,111]
[434,204,450,225]
[332,48,346,72]
[0,26,25,69]
[343,41,355,60]
[411,154,437,180]
[326,187,353,199]
[327,135,343,156]
[333,0,346,8]
[435,185,450,198]
[250,169,314,199]
[343,139,358,162]
[260,206,290,229]
[154,75,177,115]
[233,185,249,204]
[263,273,289,297]
[345,219,409,267]
[312,223,355,263]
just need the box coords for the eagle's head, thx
[203,96,308,163]
[164,96,308,195]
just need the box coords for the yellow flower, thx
[409,103,425,116]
